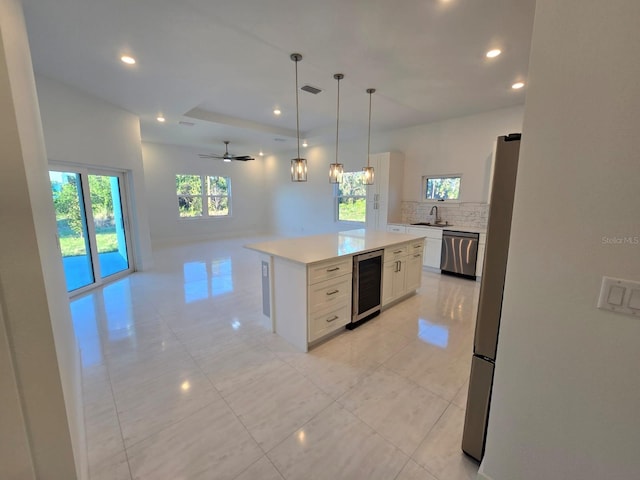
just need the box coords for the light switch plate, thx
[597,276,640,317]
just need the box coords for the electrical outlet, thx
[597,276,640,317]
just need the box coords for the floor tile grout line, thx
[380,340,465,406]
[101,349,135,480]
[269,397,411,479]
[407,401,456,480]
[336,364,451,461]
[120,397,224,452]
[166,318,270,457]
[111,314,226,453]
[263,399,338,457]
[274,346,383,402]
[391,456,413,480]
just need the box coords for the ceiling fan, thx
[198,141,255,162]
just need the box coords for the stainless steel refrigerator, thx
[461,133,521,462]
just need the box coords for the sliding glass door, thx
[50,167,132,293]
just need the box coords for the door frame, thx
[49,163,135,297]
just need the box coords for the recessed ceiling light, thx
[512,82,525,90]
[259,151,264,156]
[273,108,281,116]
[486,49,502,58]
[302,140,308,148]
[120,55,136,65]
[156,115,166,123]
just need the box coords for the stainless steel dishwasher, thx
[440,230,479,278]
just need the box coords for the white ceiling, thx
[22,0,536,157]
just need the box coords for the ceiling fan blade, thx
[199,142,253,161]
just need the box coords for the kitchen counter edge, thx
[244,229,427,265]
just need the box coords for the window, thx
[336,171,367,223]
[176,174,231,218]
[422,175,461,201]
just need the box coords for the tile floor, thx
[72,236,481,480]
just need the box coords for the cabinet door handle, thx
[326,315,339,323]
[398,261,402,272]
[414,253,421,258]
[414,244,422,249]
[326,267,340,272]
[326,289,339,296]
[393,250,403,254]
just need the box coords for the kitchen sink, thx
[410,222,449,227]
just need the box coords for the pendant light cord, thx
[335,76,341,164]
[295,57,301,160]
[367,90,373,168]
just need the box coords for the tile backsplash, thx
[401,201,489,228]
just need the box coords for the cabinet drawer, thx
[308,275,351,313]
[308,257,352,285]
[387,225,407,233]
[409,240,424,253]
[309,303,351,342]
[384,244,408,262]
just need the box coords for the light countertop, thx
[245,229,426,265]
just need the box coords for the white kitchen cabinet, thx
[309,303,351,343]
[365,152,404,230]
[382,257,406,306]
[405,251,423,291]
[424,237,442,269]
[406,226,443,269]
[386,224,407,234]
[382,239,424,306]
[307,257,352,343]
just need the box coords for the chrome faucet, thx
[429,205,439,224]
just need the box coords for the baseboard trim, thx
[476,465,494,480]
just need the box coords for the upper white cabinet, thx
[366,152,405,230]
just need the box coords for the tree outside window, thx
[423,175,461,201]
[337,172,367,223]
[176,174,231,218]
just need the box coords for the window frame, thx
[176,174,232,218]
[335,171,367,224]
[421,174,462,202]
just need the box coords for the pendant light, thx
[290,53,307,182]
[329,73,344,183]
[363,88,376,185]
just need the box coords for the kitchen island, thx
[245,229,425,351]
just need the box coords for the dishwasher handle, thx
[443,230,479,239]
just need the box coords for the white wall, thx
[481,1,640,479]
[0,0,84,477]
[268,106,523,236]
[394,106,524,203]
[35,75,154,270]
[142,142,270,245]
[265,142,368,236]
